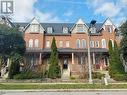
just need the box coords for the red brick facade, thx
[22,18,118,78]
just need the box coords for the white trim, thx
[101,39,106,48]
[24,17,45,33]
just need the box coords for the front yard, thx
[1,83,127,89]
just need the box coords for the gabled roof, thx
[41,23,74,34]
[23,17,45,32]
[101,18,116,29]
[70,18,88,31]
[13,22,103,35]
[0,16,15,27]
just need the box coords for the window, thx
[47,27,53,33]
[90,41,94,48]
[77,24,84,32]
[76,39,80,48]
[29,39,33,47]
[46,41,50,48]
[102,39,106,48]
[110,39,114,47]
[82,39,86,48]
[108,26,113,33]
[63,27,68,33]
[66,41,70,47]
[31,24,39,32]
[91,27,96,33]
[95,41,99,48]
[59,41,63,48]
[34,39,39,48]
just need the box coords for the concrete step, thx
[61,70,70,79]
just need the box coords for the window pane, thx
[47,27,53,33]
[102,39,106,48]
[90,41,94,48]
[63,27,68,33]
[91,27,96,33]
[77,25,84,32]
[46,41,50,48]
[96,41,99,48]
[76,39,80,48]
[29,39,33,47]
[82,39,86,48]
[31,24,39,32]
[59,41,63,48]
[66,41,70,47]
[35,39,39,47]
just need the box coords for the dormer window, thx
[31,24,39,32]
[108,26,113,33]
[47,27,53,33]
[63,27,68,33]
[77,24,84,32]
[91,27,96,33]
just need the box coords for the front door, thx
[63,58,68,69]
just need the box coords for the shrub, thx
[14,71,44,79]
[70,76,75,80]
[112,74,127,81]
[92,72,105,79]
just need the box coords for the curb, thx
[1,89,127,92]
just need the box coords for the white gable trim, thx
[24,17,45,33]
[70,18,88,32]
[102,18,116,30]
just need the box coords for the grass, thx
[0,83,127,89]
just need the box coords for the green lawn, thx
[1,83,127,89]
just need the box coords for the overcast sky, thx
[6,0,127,26]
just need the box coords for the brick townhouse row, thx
[0,17,121,78]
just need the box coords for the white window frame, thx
[29,39,33,47]
[108,26,113,33]
[90,41,94,48]
[63,27,68,33]
[59,41,63,48]
[102,39,106,48]
[66,41,70,48]
[95,41,99,48]
[46,40,50,48]
[91,27,96,33]
[76,24,84,32]
[47,27,53,33]
[82,39,86,48]
[76,39,80,48]
[31,24,39,32]
[34,39,39,48]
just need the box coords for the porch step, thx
[61,70,70,79]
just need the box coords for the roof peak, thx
[76,18,85,24]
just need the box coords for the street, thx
[1,90,127,95]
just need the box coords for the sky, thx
[6,0,127,26]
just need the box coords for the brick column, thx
[72,53,74,64]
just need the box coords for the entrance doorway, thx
[63,58,68,69]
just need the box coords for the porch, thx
[24,48,109,79]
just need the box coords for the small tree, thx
[120,20,127,61]
[48,37,61,79]
[109,40,125,79]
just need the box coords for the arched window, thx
[101,39,106,48]
[82,39,86,48]
[29,39,33,47]
[76,39,80,48]
[110,39,114,47]
[34,39,39,47]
